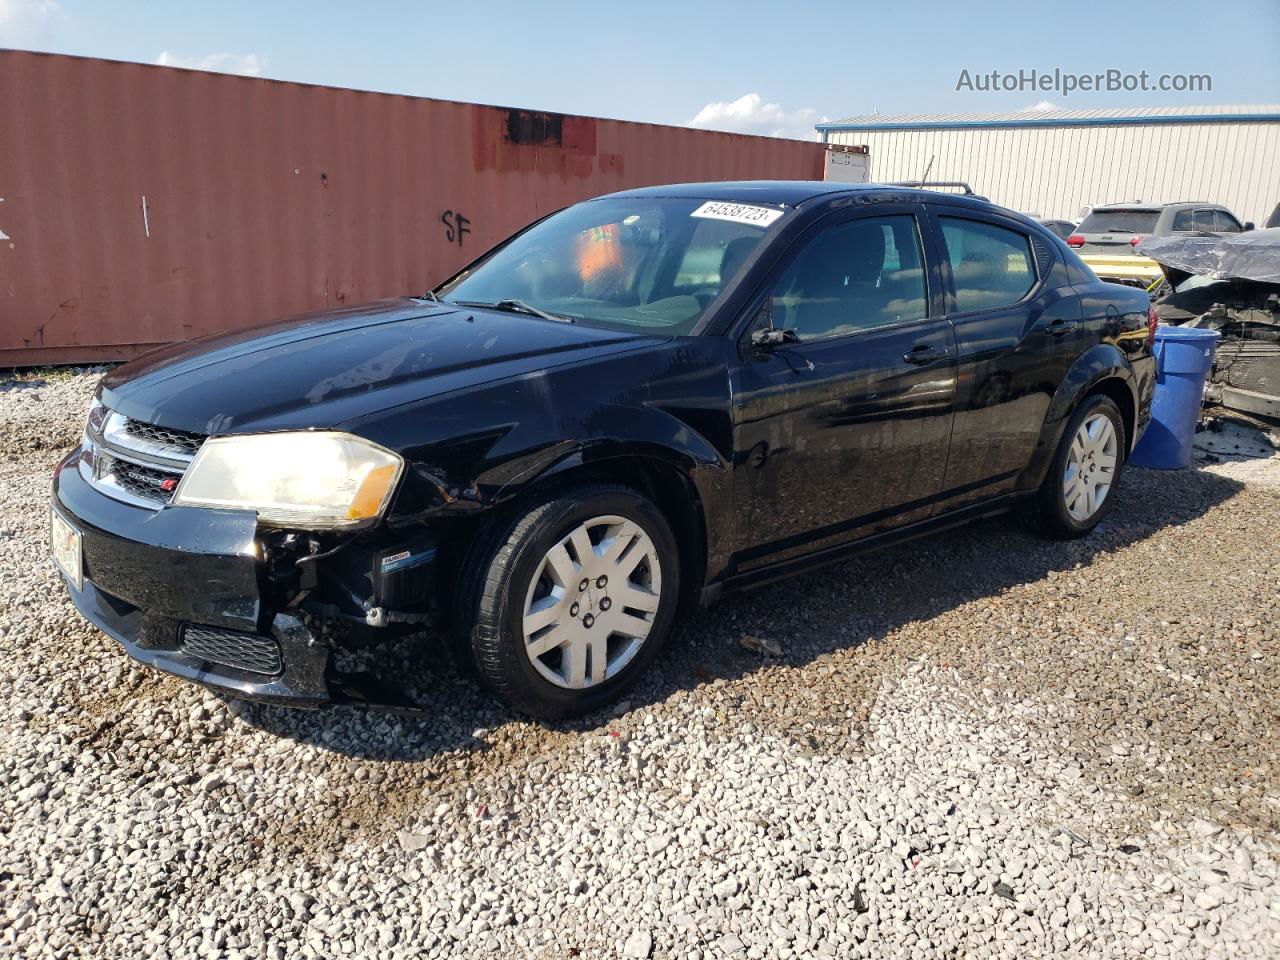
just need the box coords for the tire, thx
[459,484,681,719]
[1029,393,1127,540]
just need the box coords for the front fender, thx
[347,337,738,571]
[491,404,732,576]
[1016,342,1141,492]
[498,401,728,498]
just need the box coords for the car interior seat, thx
[719,237,758,290]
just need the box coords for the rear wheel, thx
[1030,393,1126,539]
[460,484,680,718]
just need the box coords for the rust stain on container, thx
[0,51,826,365]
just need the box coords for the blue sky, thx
[3,0,1277,137]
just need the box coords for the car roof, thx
[594,180,1005,213]
[1090,201,1216,212]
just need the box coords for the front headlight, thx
[86,396,107,437]
[172,431,403,528]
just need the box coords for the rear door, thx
[729,204,957,572]
[927,212,1083,512]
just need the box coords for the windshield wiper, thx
[452,298,574,323]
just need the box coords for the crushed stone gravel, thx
[2,371,1278,959]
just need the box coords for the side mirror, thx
[751,327,800,349]
[1243,221,1256,232]
[747,294,798,350]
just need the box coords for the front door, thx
[730,208,957,573]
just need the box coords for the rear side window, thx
[939,217,1036,313]
[1172,209,1196,231]
[773,215,928,342]
[1078,209,1159,234]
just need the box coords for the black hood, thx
[99,298,664,434]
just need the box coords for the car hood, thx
[1139,229,1280,285]
[99,298,665,434]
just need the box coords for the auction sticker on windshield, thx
[691,201,784,229]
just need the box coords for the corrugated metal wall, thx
[0,52,826,365]
[827,120,1280,224]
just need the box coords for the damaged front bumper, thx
[52,450,436,708]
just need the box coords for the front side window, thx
[438,198,781,334]
[940,217,1036,313]
[772,215,928,342]
[1214,210,1243,232]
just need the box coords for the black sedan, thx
[51,182,1156,717]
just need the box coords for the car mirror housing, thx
[747,295,799,350]
[751,327,800,349]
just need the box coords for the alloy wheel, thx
[521,515,662,689]
[1063,413,1118,522]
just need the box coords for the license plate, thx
[50,508,83,590]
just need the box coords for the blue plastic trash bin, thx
[1128,325,1220,470]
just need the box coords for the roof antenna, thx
[919,154,936,184]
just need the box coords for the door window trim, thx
[780,312,948,354]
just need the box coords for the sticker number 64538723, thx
[690,201,783,229]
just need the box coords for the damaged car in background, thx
[1143,230,1280,420]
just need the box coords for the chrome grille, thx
[181,625,282,675]
[121,419,205,457]
[81,401,207,510]
[98,453,178,505]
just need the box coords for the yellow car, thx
[1079,253,1164,291]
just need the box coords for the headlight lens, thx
[172,431,403,528]
[86,397,107,436]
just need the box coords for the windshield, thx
[437,197,783,334]
[1078,209,1160,234]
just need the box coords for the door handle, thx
[903,343,948,365]
[1048,318,1080,336]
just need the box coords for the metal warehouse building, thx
[817,105,1280,225]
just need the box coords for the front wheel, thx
[460,484,681,719]
[1029,394,1127,539]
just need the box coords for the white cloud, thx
[687,93,827,141]
[155,51,267,77]
[1023,100,1060,112]
[0,0,59,42]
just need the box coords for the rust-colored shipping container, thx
[0,51,826,365]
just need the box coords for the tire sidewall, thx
[486,488,680,717]
[1045,394,1127,536]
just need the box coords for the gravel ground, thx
[2,371,1278,959]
